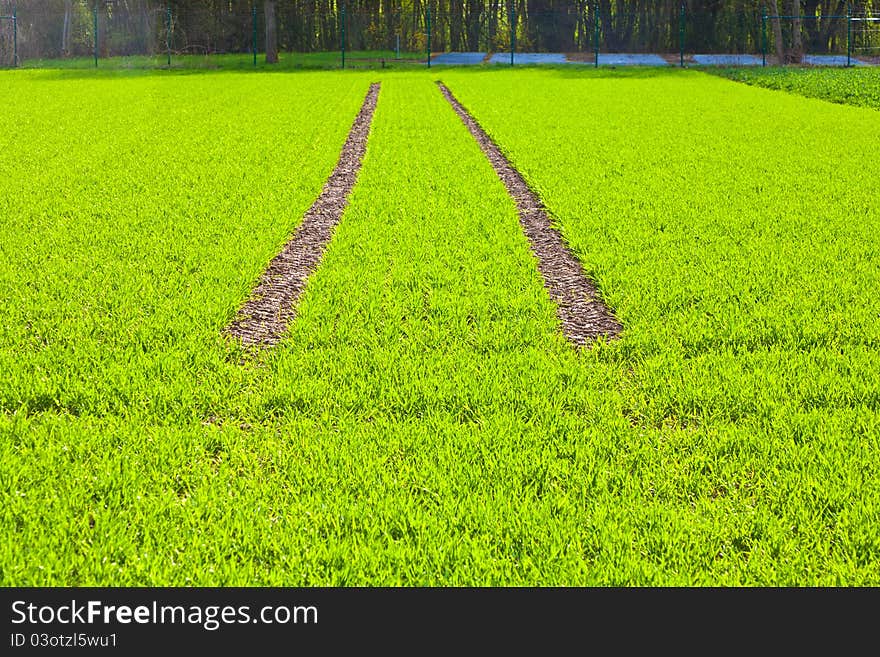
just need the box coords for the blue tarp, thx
[802,54,864,66]
[595,53,669,66]
[489,52,569,64]
[692,54,763,66]
[431,52,486,65]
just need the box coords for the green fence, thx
[760,9,880,66]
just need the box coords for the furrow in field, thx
[225,82,380,347]
[436,81,621,347]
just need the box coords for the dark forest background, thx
[1,0,878,61]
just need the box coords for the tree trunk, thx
[62,0,72,57]
[265,0,278,64]
[790,0,803,62]
[450,0,462,51]
[488,0,498,47]
[769,0,785,64]
[383,0,394,51]
[818,1,846,52]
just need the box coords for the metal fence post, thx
[12,7,17,67]
[341,5,346,69]
[594,4,599,67]
[93,1,98,67]
[253,4,257,66]
[510,7,515,66]
[847,4,852,67]
[761,7,767,67]
[427,6,431,68]
[680,3,685,67]
[166,4,172,67]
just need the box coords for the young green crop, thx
[0,70,372,421]
[717,66,880,110]
[438,66,880,583]
[1,71,609,585]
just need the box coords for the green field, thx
[719,66,880,110]
[1,67,878,585]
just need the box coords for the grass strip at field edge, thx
[436,81,622,347]
[225,82,381,348]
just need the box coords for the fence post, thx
[846,4,852,67]
[426,6,431,68]
[166,3,171,67]
[761,7,767,67]
[510,7,515,66]
[12,7,17,67]
[93,1,98,67]
[253,4,257,66]
[679,3,685,67]
[341,5,346,69]
[594,4,599,68]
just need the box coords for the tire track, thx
[226,82,380,347]
[437,81,622,347]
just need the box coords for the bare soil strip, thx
[226,83,380,347]
[437,82,622,347]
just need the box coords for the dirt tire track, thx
[437,81,622,347]
[226,82,381,348]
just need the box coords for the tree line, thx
[4,0,878,62]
